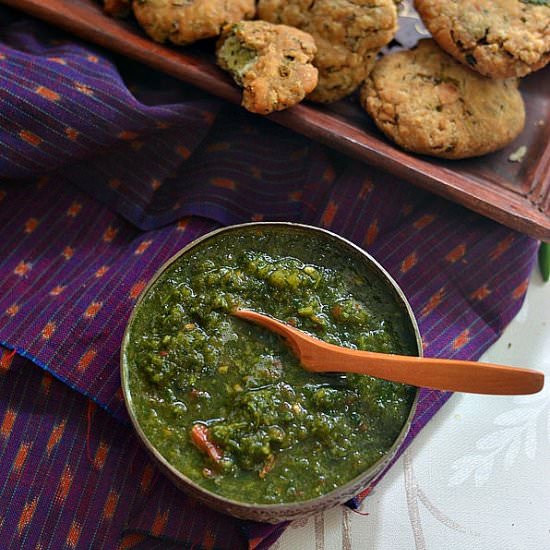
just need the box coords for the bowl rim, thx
[120,221,423,515]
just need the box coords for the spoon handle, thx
[302,343,544,395]
[233,310,544,395]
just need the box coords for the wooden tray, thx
[4,0,550,240]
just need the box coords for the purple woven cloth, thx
[0,8,538,550]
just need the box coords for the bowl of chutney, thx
[121,222,422,523]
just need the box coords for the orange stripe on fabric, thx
[470,284,491,301]
[117,130,139,140]
[115,387,124,402]
[512,278,529,300]
[13,442,31,473]
[0,349,16,372]
[117,533,147,549]
[135,240,152,255]
[77,350,96,372]
[49,285,66,296]
[129,280,147,300]
[103,490,119,520]
[55,465,73,504]
[17,497,38,534]
[364,220,379,247]
[400,251,418,273]
[41,321,56,339]
[95,265,110,278]
[74,82,93,95]
[103,226,118,242]
[176,145,191,159]
[84,301,102,318]
[66,520,82,548]
[93,441,110,470]
[321,200,338,227]
[65,127,79,140]
[35,86,60,101]
[47,420,66,455]
[19,130,42,146]
[203,529,216,550]
[66,201,82,216]
[211,177,235,190]
[151,510,169,537]
[358,180,373,199]
[6,304,19,317]
[452,328,470,350]
[288,190,302,201]
[489,234,515,261]
[248,537,266,550]
[24,217,39,233]
[322,166,335,182]
[445,243,466,263]
[176,218,188,232]
[421,287,446,317]
[413,214,436,230]
[140,464,154,493]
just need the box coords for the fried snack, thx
[132,0,256,45]
[257,0,397,103]
[216,21,318,114]
[360,39,525,159]
[103,0,130,17]
[415,0,550,79]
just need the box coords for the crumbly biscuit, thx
[103,0,130,18]
[216,21,318,114]
[415,0,550,79]
[257,0,398,103]
[132,0,256,45]
[360,39,525,159]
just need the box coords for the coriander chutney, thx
[125,224,419,505]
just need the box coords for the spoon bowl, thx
[233,309,544,395]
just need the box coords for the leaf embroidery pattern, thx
[449,391,549,487]
[404,449,480,550]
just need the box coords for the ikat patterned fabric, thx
[0,7,538,550]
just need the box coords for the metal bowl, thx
[120,222,422,523]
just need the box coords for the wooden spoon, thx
[233,310,544,395]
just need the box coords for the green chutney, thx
[126,226,418,504]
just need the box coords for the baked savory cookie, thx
[360,39,525,159]
[132,0,256,45]
[216,21,318,114]
[415,0,550,79]
[257,0,398,103]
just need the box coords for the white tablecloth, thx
[276,268,550,550]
